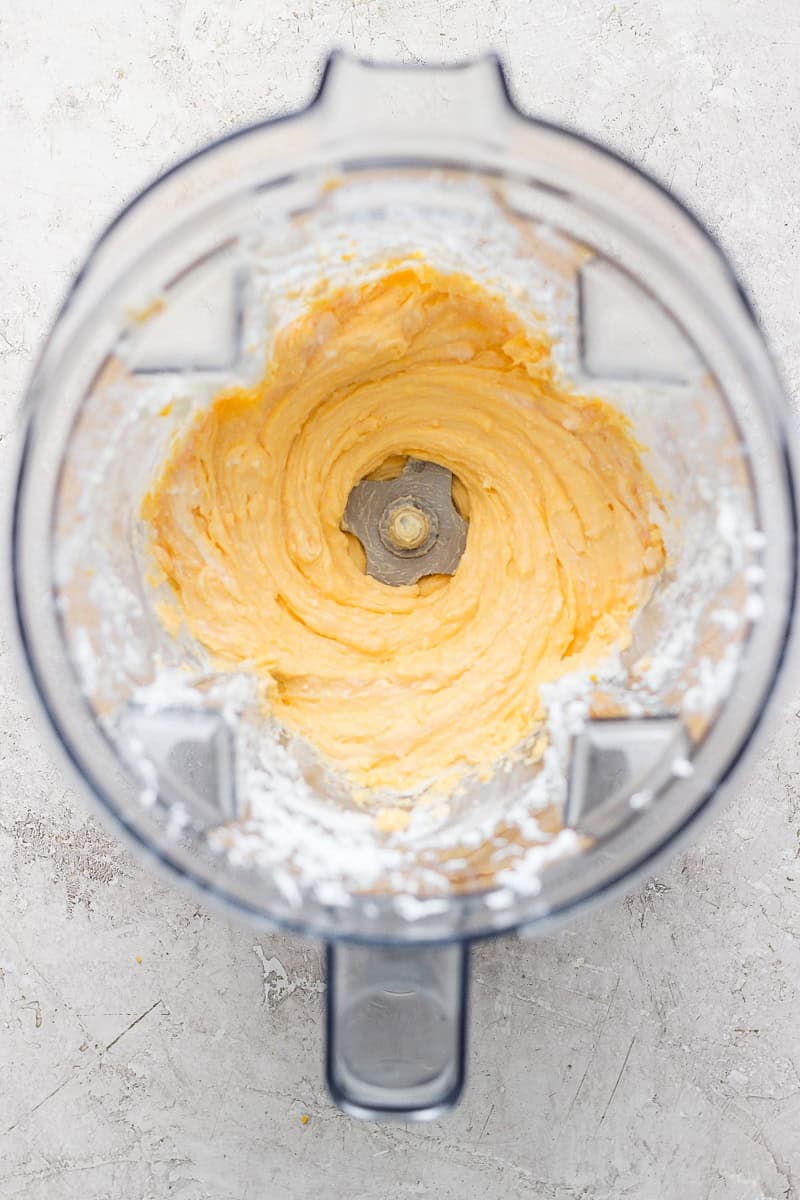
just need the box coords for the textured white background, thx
[2,2,800,1197]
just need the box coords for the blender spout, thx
[315,50,513,149]
[325,940,470,1120]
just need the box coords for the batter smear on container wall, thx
[143,263,664,795]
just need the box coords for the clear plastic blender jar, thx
[11,55,798,1118]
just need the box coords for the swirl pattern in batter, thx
[144,264,664,795]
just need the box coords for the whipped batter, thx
[144,264,664,794]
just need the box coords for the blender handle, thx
[325,940,470,1119]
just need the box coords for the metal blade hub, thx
[342,458,468,586]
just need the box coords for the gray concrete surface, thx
[2,1,800,1196]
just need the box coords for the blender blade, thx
[341,457,468,585]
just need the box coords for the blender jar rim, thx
[10,52,800,944]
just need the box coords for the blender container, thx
[11,55,798,1118]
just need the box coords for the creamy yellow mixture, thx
[144,264,664,795]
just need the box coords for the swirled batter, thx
[144,264,664,794]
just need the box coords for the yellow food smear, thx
[375,807,412,835]
[128,296,166,325]
[143,264,664,795]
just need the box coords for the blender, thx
[11,54,798,1119]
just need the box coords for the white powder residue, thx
[495,829,582,896]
